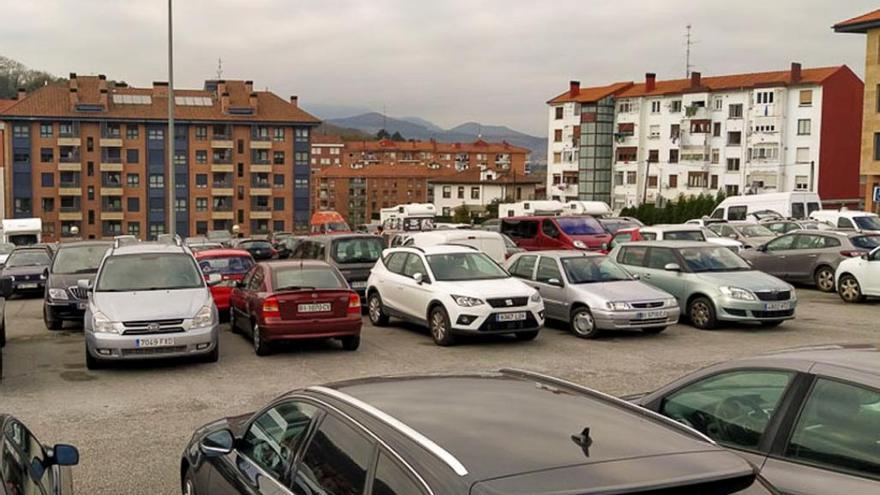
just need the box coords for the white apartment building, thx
[432,169,540,217]
[546,83,582,201]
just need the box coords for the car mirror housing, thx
[413,272,424,284]
[206,273,223,286]
[548,278,563,287]
[49,444,80,467]
[664,263,681,272]
[200,429,235,458]
[76,279,92,291]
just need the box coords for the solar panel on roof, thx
[111,94,152,105]
[174,96,212,106]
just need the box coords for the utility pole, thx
[685,24,694,78]
[166,0,176,237]
[216,57,223,79]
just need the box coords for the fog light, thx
[97,349,111,356]
[456,315,477,325]
[196,343,210,350]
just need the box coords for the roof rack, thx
[439,243,477,250]
[156,234,183,246]
[308,386,469,476]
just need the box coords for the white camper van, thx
[561,201,613,217]
[497,200,564,218]
[0,218,42,246]
[709,192,821,221]
[380,203,436,232]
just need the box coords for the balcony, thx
[250,188,271,196]
[211,211,234,220]
[100,187,124,196]
[250,164,271,173]
[100,212,124,221]
[100,162,123,172]
[212,152,233,164]
[59,187,81,196]
[58,163,81,172]
[211,139,234,149]
[57,137,81,147]
[211,164,234,173]
[58,211,83,221]
[59,150,80,163]
[212,180,233,189]
[250,140,271,149]
[100,138,122,147]
[212,188,234,197]
[249,211,272,219]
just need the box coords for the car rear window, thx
[852,235,880,250]
[665,230,705,241]
[198,256,254,276]
[331,237,384,264]
[272,267,345,291]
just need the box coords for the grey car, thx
[290,233,385,301]
[611,241,797,329]
[740,231,880,292]
[632,344,880,495]
[505,250,679,338]
[709,222,777,249]
[761,219,832,235]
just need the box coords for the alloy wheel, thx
[253,324,261,350]
[431,311,448,341]
[839,277,862,302]
[369,297,381,323]
[815,268,834,292]
[691,301,710,327]
[184,480,194,495]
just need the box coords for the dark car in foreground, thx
[181,369,776,495]
[234,239,277,260]
[0,247,52,297]
[633,344,880,494]
[0,414,79,494]
[43,241,111,330]
[290,233,385,301]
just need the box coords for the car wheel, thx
[340,336,360,351]
[43,305,63,331]
[368,292,390,326]
[85,347,102,370]
[642,326,667,334]
[0,313,5,348]
[837,275,865,303]
[229,309,240,334]
[252,322,270,356]
[570,307,599,339]
[203,341,219,363]
[814,266,835,293]
[429,306,455,346]
[514,330,539,341]
[182,467,196,495]
[688,297,717,330]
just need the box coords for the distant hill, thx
[325,112,546,161]
[313,122,373,141]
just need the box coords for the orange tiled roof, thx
[0,76,319,124]
[834,9,880,32]
[547,82,634,104]
[343,138,528,154]
[0,99,17,112]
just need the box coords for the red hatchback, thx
[229,260,362,356]
[194,249,255,313]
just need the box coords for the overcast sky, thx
[1,0,876,136]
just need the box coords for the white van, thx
[561,201,613,217]
[401,230,507,263]
[498,200,564,218]
[809,209,880,233]
[709,192,821,221]
[0,218,42,246]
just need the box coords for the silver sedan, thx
[505,251,680,338]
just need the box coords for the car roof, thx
[266,259,330,270]
[109,242,189,255]
[516,250,603,259]
[752,344,880,376]
[55,240,113,249]
[641,224,701,231]
[392,244,479,255]
[307,233,381,243]
[193,248,252,259]
[619,240,708,248]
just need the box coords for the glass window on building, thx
[40,123,53,138]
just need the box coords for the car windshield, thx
[738,225,774,237]
[332,237,384,264]
[426,252,508,281]
[198,255,254,276]
[562,256,631,283]
[5,250,50,267]
[678,246,752,273]
[665,230,705,241]
[240,241,272,249]
[851,235,880,250]
[0,243,15,255]
[206,230,231,241]
[273,267,345,290]
[96,253,203,291]
[52,244,110,274]
[601,220,639,234]
[854,215,880,230]
[555,217,604,235]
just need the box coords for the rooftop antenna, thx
[685,24,697,78]
[216,57,223,79]
[382,104,387,133]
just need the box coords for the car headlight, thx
[92,311,118,334]
[719,286,756,301]
[606,301,631,310]
[664,297,677,307]
[8,275,14,282]
[530,291,542,303]
[40,273,47,280]
[192,304,215,328]
[451,295,484,307]
[573,240,587,249]
[48,288,69,300]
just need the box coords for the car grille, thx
[628,317,667,325]
[486,297,528,308]
[121,345,187,356]
[754,290,791,301]
[630,301,665,309]
[478,313,538,331]
[68,286,89,300]
[16,274,40,282]
[122,319,185,335]
[752,309,795,318]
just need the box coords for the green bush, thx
[620,192,726,225]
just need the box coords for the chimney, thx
[249,92,258,112]
[645,73,656,92]
[68,73,78,91]
[220,92,230,113]
[16,88,25,100]
[690,71,701,88]
[69,87,78,106]
[569,80,580,98]
[790,62,802,83]
[289,95,298,107]
[244,80,253,93]
[216,80,227,96]
[152,81,169,97]
[99,88,109,108]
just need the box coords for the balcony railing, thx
[59,152,81,163]
[59,181,81,188]
[60,205,81,213]
[212,153,232,164]
[251,180,271,188]
[212,202,233,212]
[102,204,123,212]
[212,181,233,188]
[251,204,271,212]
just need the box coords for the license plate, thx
[764,302,790,311]
[136,337,174,348]
[18,283,37,289]
[497,312,527,322]
[77,301,87,310]
[298,302,331,313]
[350,280,367,289]
[636,310,668,320]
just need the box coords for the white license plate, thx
[636,310,668,320]
[18,283,37,289]
[764,302,790,311]
[497,312,527,322]
[77,301,87,310]
[350,280,367,289]
[136,337,174,348]
[298,302,332,313]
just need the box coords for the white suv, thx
[366,245,544,345]
[835,246,880,303]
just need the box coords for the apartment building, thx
[310,134,344,168]
[341,138,529,175]
[835,9,880,212]
[546,65,863,209]
[0,74,318,241]
[0,99,13,219]
[431,168,541,218]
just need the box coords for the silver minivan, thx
[83,241,222,369]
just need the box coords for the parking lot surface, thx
[0,289,877,494]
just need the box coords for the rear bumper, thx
[260,316,362,342]
[592,307,680,330]
[85,324,218,361]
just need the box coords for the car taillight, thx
[348,293,361,314]
[840,250,865,257]
[262,297,280,320]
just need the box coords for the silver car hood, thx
[695,270,789,290]
[571,280,671,302]
[92,288,211,322]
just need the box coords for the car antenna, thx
[571,427,592,457]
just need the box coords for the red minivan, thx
[501,216,611,251]
[195,249,255,313]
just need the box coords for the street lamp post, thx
[166,0,176,237]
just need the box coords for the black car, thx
[181,370,776,495]
[0,247,52,297]
[234,239,277,260]
[0,279,7,378]
[290,234,384,301]
[43,241,111,330]
[0,415,79,494]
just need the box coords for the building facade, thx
[340,138,529,175]
[0,74,319,241]
[835,9,880,212]
[431,168,540,217]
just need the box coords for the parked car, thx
[632,344,880,494]
[290,234,385,301]
[505,251,679,338]
[0,247,52,297]
[367,245,544,345]
[710,191,821,221]
[835,246,880,303]
[187,242,224,254]
[478,218,501,231]
[708,222,777,249]
[206,229,233,247]
[229,260,362,355]
[0,280,7,378]
[181,370,776,495]
[639,224,743,251]
[597,216,643,234]
[810,209,880,234]
[741,231,880,292]
[43,241,112,330]
[194,249,255,315]
[0,414,80,494]
[500,232,524,258]
[402,229,508,262]
[501,215,611,251]
[83,241,222,369]
[611,241,797,329]
[0,242,15,265]
[233,239,276,260]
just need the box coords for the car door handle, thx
[643,273,651,279]
[808,254,818,258]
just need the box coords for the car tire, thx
[760,321,784,328]
[367,292,390,326]
[429,306,455,346]
[340,336,360,351]
[514,330,539,341]
[203,341,219,363]
[0,312,5,347]
[229,309,240,334]
[837,275,865,303]
[252,322,271,356]
[44,305,63,331]
[85,347,102,370]
[570,307,599,339]
[642,326,667,334]
[688,297,717,330]
[182,467,196,495]
[814,266,835,293]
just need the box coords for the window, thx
[442,186,451,199]
[725,184,739,196]
[617,246,648,266]
[728,205,748,221]
[668,174,678,188]
[510,255,537,279]
[838,217,855,229]
[670,124,680,140]
[40,147,53,163]
[273,151,285,165]
[668,149,679,163]
[149,174,164,188]
[728,104,743,119]
[618,101,632,113]
[649,125,660,138]
[796,147,810,164]
[688,172,709,188]
[713,97,723,111]
[295,152,309,164]
[196,174,208,188]
[727,131,741,146]
[726,158,740,172]
[195,126,207,140]
[626,171,637,184]
[41,172,54,187]
[273,128,285,142]
[710,174,718,189]
[401,253,428,279]
[241,401,318,480]
[616,147,636,162]
[795,175,809,191]
[536,256,562,283]
[147,128,163,140]
[470,187,479,200]
[540,220,560,239]
[713,122,721,137]
[690,120,710,133]
[670,100,682,113]
[12,125,29,138]
[273,174,285,188]
[194,197,208,212]
[648,149,659,163]
[126,148,139,164]
[555,106,563,120]
[273,197,284,211]
[457,186,464,199]
[785,379,880,477]
[800,89,813,106]
[711,149,720,164]
[127,197,139,212]
[292,414,373,493]
[372,451,425,495]
[553,152,562,164]
[756,91,774,104]
[659,370,794,450]
[39,123,53,138]
[650,100,661,113]
[126,173,139,187]
[646,247,678,269]
[175,198,187,211]
[647,176,658,188]
[553,129,562,142]
[126,125,139,140]
[797,119,811,135]
[41,197,54,212]
[294,127,309,142]
[875,133,880,161]
[195,150,207,164]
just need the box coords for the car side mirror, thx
[413,272,424,284]
[206,273,223,286]
[664,263,681,272]
[48,444,80,467]
[200,429,235,458]
[600,242,609,251]
[630,273,641,280]
[548,277,563,287]
[76,279,92,291]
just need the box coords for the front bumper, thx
[592,306,680,330]
[449,302,545,335]
[716,296,797,322]
[46,299,88,321]
[85,324,219,361]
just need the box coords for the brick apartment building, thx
[0,74,319,241]
[339,138,529,175]
[0,99,14,218]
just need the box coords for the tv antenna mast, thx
[685,24,697,78]
[216,57,223,79]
